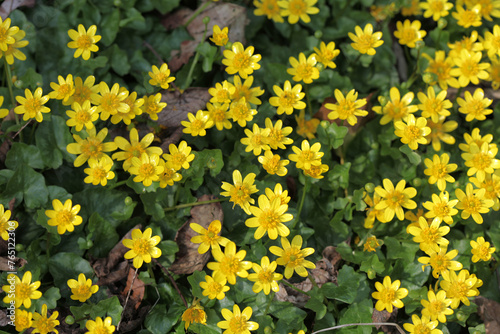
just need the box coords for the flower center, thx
[92,166,107,180]
[296,64,313,79]
[229,185,251,205]
[429,254,448,273]
[404,125,421,140]
[447,281,467,299]
[208,281,222,294]
[413,324,432,334]
[132,239,151,256]
[434,203,450,217]
[233,53,251,70]
[289,0,307,15]
[100,93,120,113]
[380,288,396,304]
[76,110,91,124]
[77,35,92,49]
[220,255,240,276]
[472,153,491,170]
[25,97,42,115]
[402,28,417,43]
[229,315,248,334]
[283,247,303,267]
[17,283,31,300]
[73,86,92,105]
[56,210,72,225]
[420,226,440,244]
[81,138,103,159]
[260,210,280,229]
[279,92,295,108]
[258,269,273,283]
[139,163,155,178]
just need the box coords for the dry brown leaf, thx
[372,308,399,334]
[475,296,500,334]
[122,267,145,310]
[170,194,224,275]
[0,256,27,271]
[164,2,246,71]
[0,0,34,20]
[157,87,211,129]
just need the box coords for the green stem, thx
[307,272,319,289]
[305,84,313,117]
[108,180,128,190]
[182,18,209,90]
[263,291,275,316]
[164,197,228,212]
[3,58,17,120]
[297,177,308,218]
[281,280,309,296]
[183,1,212,28]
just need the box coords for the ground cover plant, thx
[0,0,500,333]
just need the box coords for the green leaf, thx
[270,301,307,330]
[146,304,183,334]
[91,296,123,325]
[188,270,207,299]
[182,149,224,190]
[32,287,61,310]
[20,68,43,89]
[197,42,217,72]
[5,143,44,170]
[328,163,351,189]
[35,115,74,169]
[152,0,180,14]
[305,294,327,320]
[317,122,349,149]
[101,8,121,46]
[0,166,48,209]
[48,252,93,288]
[70,303,93,328]
[82,56,109,71]
[88,212,119,258]
[111,45,131,76]
[338,299,373,333]
[321,266,361,304]
[399,145,421,165]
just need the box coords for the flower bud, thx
[422,73,434,84]
[65,316,75,325]
[202,16,211,25]
[377,95,387,107]
[365,183,375,193]
[437,18,447,30]
[415,40,425,49]
[314,30,323,39]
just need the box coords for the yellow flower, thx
[303,163,329,179]
[374,179,417,221]
[66,100,99,132]
[208,241,252,284]
[141,93,166,121]
[158,160,182,188]
[65,75,100,106]
[483,25,500,58]
[459,127,496,154]
[364,193,388,227]
[447,30,483,59]
[0,96,8,119]
[265,183,291,206]
[209,80,235,104]
[67,24,101,60]
[440,269,482,308]
[462,142,500,182]
[394,114,430,150]
[148,63,175,89]
[49,74,75,103]
[67,273,99,302]
[190,219,230,254]
[206,102,232,130]
[229,98,257,127]
[84,157,115,186]
[32,304,59,334]
[269,235,316,278]
[371,276,408,312]
[313,41,340,68]
[488,56,500,89]
[265,118,293,149]
[45,199,83,234]
[246,195,292,240]
[403,314,442,334]
[0,204,17,240]
[425,117,457,151]
[66,127,117,167]
[325,89,367,126]
[457,88,493,122]
[295,109,320,139]
[450,50,490,87]
[253,0,284,23]
[452,4,482,28]
[182,301,207,330]
[288,140,324,170]
[287,53,319,84]
[422,51,459,89]
[417,86,452,123]
[348,23,384,55]
[182,110,213,136]
[473,0,500,21]
[210,25,229,46]
[0,29,29,65]
[94,82,130,121]
[455,183,494,224]
[423,191,458,225]
[247,256,283,294]
[470,236,496,262]
[373,87,418,125]
[269,80,306,115]
[14,87,50,122]
[128,153,164,187]
[15,308,33,332]
[363,236,381,252]
[2,271,42,308]
[0,17,19,52]
[278,0,319,24]
[123,227,162,269]
[240,123,270,156]
[393,19,427,48]
[420,0,454,21]
[200,271,230,300]
[423,153,457,191]
[112,128,163,171]
[408,216,450,253]
[85,316,115,334]
[221,170,259,214]
[218,305,259,334]
[231,75,264,105]
[258,150,289,176]
[470,172,500,210]
[162,140,194,171]
[111,90,144,125]
[222,42,261,79]
[418,246,463,278]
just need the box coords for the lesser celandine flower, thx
[425,117,458,151]
[348,23,384,55]
[85,316,115,334]
[447,30,483,59]
[363,236,381,252]
[209,80,235,104]
[270,235,316,278]
[371,276,408,312]
[423,192,458,225]
[182,301,207,329]
[247,256,283,294]
[190,219,230,254]
[457,88,493,122]
[325,89,368,126]
[2,272,42,308]
[420,0,453,21]
[222,42,261,78]
[278,0,319,24]
[452,5,482,28]
[373,87,418,125]
[0,204,18,240]
[210,25,229,46]
[65,75,100,106]
[232,75,264,105]
[45,199,83,234]
[421,290,453,323]
[440,269,482,309]
[295,109,320,139]
[182,110,213,136]
[112,89,144,125]
[265,118,293,149]
[423,51,459,89]
[258,150,289,176]
[455,183,494,224]
[128,153,164,187]
[200,271,230,300]
[287,53,319,84]
[67,273,99,302]
[67,24,101,60]
[158,160,182,188]
[288,140,324,170]
[15,309,32,332]
[403,315,442,334]
[269,80,306,115]
[245,195,292,240]
[14,87,50,122]
[462,142,500,182]
[364,193,388,227]
[32,304,59,334]
[148,63,175,89]
[229,98,257,127]
[418,246,463,278]
[459,128,496,154]
[94,82,130,121]
[470,236,496,262]
[393,19,427,48]
[141,93,166,121]
[207,241,252,285]
[0,29,29,64]
[374,179,417,221]
[123,228,162,269]
[0,17,19,51]
[113,128,163,171]
[206,102,232,130]
[253,0,284,23]
[394,114,431,150]
[303,162,329,179]
[84,157,115,186]
[221,170,259,214]
[423,153,457,191]
[265,183,291,206]
[49,74,75,103]
[163,140,194,171]
[488,57,500,89]
[313,41,340,68]
[483,25,500,58]
[66,101,99,132]
[240,124,270,155]
[66,127,117,167]
[408,217,450,253]
[217,304,259,334]
[451,50,490,87]
[417,86,452,123]
[470,173,500,210]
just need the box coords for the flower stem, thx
[307,272,319,289]
[117,267,139,331]
[281,280,309,296]
[182,17,209,90]
[164,197,228,212]
[108,180,128,190]
[3,58,22,141]
[183,1,212,28]
[305,84,313,117]
[263,291,275,316]
[296,177,309,219]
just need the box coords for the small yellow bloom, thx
[374,179,417,221]
[287,53,319,84]
[246,195,292,240]
[254,0,284,22]
[258,150,289,176]
[210,25,229,46]
[217,304,259,334]
[148,63,175,90]
[408,217,450,253]
[14,87,51,122]
[67,273,99,302]
[123,228,162,269]
[447,30,483,59]
[457,88,493,122]
[182,110,213,136]
[207,241,252,285]
[190,220,230,254]
[228,98,257,127]
[247,256,283,294]
[373,87,418,125]
[371,276,408,312]
[49,74,75,103]
[422,51,459,89]
[425,117,457,152]
[182,301,207,330]
[209,80,235,104]
[461,142,500,182]
[45,199,83,235]
[67,24,101,60]
[418,246,463,278]
[470,236,496,262]
[269,80,306,115]
[141,93,166,121]
[265,183,291,206]
[269,235,316,278]
[326,89,367,126]
[303,163,329,179]
[94,82,130,121]
[85,316,115,334]
[240,123,270,156]
[450,50,490,88]
[65,75,100,106]
[265,118,294,149]
[348,23,384,55]
[417,86,452,123]
[221,170,259,214]
[422,191,458,225]
[452,4,482,28]
[158,160,182,188]
[0,17,19,52]
[128,153,164,187]
[423,153,457,191]
[403,314,442,334]
[222,42,261,79]
[112,128,163,171]
[163,140,195,171]
[32,304,59,334]
[459,128,496,154]
[14,309,32,332]
[66,100,99,132]
[420,0,454,21]
[295,109,320,139]
[0,204,17,241]
[313,41,340,68]
[84,157,115,186]
[206,102,232,130]
[363,236,381,252]
[278,0,319,24]
[440,269,482,308]
[393,19,427,48]
[66,127,117,167]
[231,75,264,105]
[200,271,230,300]
[2,271,42,308]
[0,29,29,65]
[455,183,494,224]
[470,172,500,211]
[288,140,324,170]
